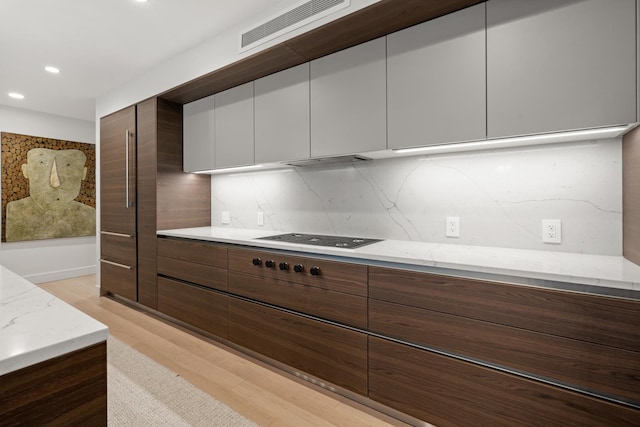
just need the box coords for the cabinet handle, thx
[100,259,133,270]
[100,231,134,238]
[125,130,130,208]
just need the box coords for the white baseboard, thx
[25,265,97,284]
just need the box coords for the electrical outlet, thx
[446,216,460,238]
[542,219,561,244]
[221,211,231,225]
[257,211,264,226]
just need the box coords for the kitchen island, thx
[0,265,108,425]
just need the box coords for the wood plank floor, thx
[38,275,413,427]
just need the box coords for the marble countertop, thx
[158,227,640,298]
[0,266,108,375]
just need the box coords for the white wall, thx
[95,0,379,120]
[0,105,96,283]
[210,139,623,256]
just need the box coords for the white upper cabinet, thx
[215,82,255,169]
[487,0,636,139]
[387,3,486,149]
[255,63,310,164]
[310,37,387,158]
[183,95,215,173]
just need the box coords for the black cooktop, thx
[257,233,383,249]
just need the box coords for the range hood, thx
[284,154,371,168]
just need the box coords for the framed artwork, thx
[1,132,96,242]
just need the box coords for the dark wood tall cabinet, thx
[100,106,137,301]
[100,98,211,308]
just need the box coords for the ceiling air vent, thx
[241,0,349,50]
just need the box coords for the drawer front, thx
[229,271,367,329]
[157,277,228,339]
[100,233,136,264]
[370,299,640,405]
[369,337,640,427]
[157,237,227,268]
[369,267,640,352]
[157,257,227,292]
[228,247,367,296]
[100,260,136,301]
[228,298,367,395]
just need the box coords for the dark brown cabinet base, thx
[157,277,228,339]
[228,298,368,395]
[369,337,640,427]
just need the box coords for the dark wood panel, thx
[228,247,367,296]
[100,261,136,301]
[157,256,227,292]
[369,267,640,353]
[0,342,107,426]
[229,271,367,329]
[157,277,228,339]
[228,298,367,395]
[623,125,640,265]
[100,105,136,235]
[370,299,640,404]
[156,98,211,230]
[161,0,483,105]
[100,233,136,264]
[157,237,227,268]
[369,337,640,427]
[136,97,159,309]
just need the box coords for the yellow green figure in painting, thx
[5,148,96,242]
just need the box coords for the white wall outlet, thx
[542,219,562,244]
[257,211,264,226]
[446,216,460,238]
[221,211,231,225]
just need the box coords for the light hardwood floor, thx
[38,275,412,427]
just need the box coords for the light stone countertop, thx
[0,266,108,375]
[158,226,640,298]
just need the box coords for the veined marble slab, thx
[158,226,640,297]
[0,266,108,375]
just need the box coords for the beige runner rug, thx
[108,337,257,427]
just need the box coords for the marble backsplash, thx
[210,139,622,255]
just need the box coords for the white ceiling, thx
[0,0,295,122]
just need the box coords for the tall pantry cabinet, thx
[100,97,211,308]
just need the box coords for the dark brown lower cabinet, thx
[228,298,367,395]
[0,342,107,426]
[369,337,640,427]
[157,277,228,339]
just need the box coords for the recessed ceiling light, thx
[45,66,60,74]
[135,0,148,3]
[8,92,25,99]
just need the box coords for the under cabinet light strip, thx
[392,126,630,155]
[191,164,264,174]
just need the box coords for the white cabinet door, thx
[487,0,636,138]
[388,3,486,149]
[183,95,215,172]
[255,63,310,164]
[215,82,255,168]
[310,37,386,158]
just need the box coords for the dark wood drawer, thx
[229,271,367,329]
[100,232,136,264]
[369,337,640,427]
[228,247,367,296]
[370,299,640,405]
[157,277,228,339]
[157,257,227,292]
[228,298,367,395]
[157,237,227,268]
[369,267,640,353]
[100,260,136,301]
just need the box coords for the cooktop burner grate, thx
[256,233,383,249]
